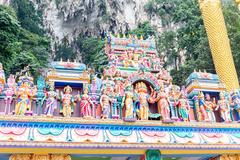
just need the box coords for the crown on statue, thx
[136,82,147,93]
[198,91,204,99]
[64,85,72,93]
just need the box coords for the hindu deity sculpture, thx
[204,94,216,122]
[216,92,232,122]
[198,91,208,121]
[155,84,171,121]
[59,85,75,117]
[42,82,58,117]
[100,89,111,119]
[123,85,135,120]
[35,76,46,115]
[0,63,5,94]
[3,74,15,114]
[15,77,36,115]
[231,89,240,120]
[76,87,94,118]
[176,93,190,121]
[135,82,151,120]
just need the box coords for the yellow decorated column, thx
[198,0,239,91]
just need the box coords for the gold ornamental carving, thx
[9,154,71,160]
[220,154,240,160]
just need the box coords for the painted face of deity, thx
[205,94,211,101]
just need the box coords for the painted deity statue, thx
[123,85,135,119]
[176,93,190,121]
[155,84,171,121]
[35,76,46,115]
[204,94,216,122]
[135,82,151,120]
[0,63,5,94]
[3,74,15,114]
[42,82,57,117]
[216,92,232,122]
[15,78,36,115]
[231,89,240,119]
[59,85,75,117]
[77,88,94,118]
[100,89,111,119]
[198,92,208,121]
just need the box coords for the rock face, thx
[0,0,10,5]
[29,0,161,43]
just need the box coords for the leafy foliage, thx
[11,0,44,35]
[76,35,107,73]
[0,5,50,78]
[144,0,240,86]
[127,22,156,39]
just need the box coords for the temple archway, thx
[126,72,161,91]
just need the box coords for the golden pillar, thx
[198,0,239,91]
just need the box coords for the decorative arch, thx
[126,73,160,91]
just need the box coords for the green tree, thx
[11,0,44,35]
[127,22,156,39]
[145,0,215,85]
[76,35,106,69]
[0,5,49,78]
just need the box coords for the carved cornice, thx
[0,115,240,133]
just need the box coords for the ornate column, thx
[9,154,71,160]
[198,0,239,91]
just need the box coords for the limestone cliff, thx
[28,0,161,43]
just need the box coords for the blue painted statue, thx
[231,89,240,121]
[36,76,46,115]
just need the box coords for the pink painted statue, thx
[216,92,232,122]
[4,75,16,114]
[76,88,94,118]
[155,85,171,121]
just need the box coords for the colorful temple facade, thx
[0,34,240,160]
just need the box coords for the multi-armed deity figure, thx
[15,75,37,115]
[216,92,232,122]
[59,85,75,117]
[100,89,111,119]
[135,82,152,120]
[76,87,94,118]
[42,82,58,117]
[3,75,15,114]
